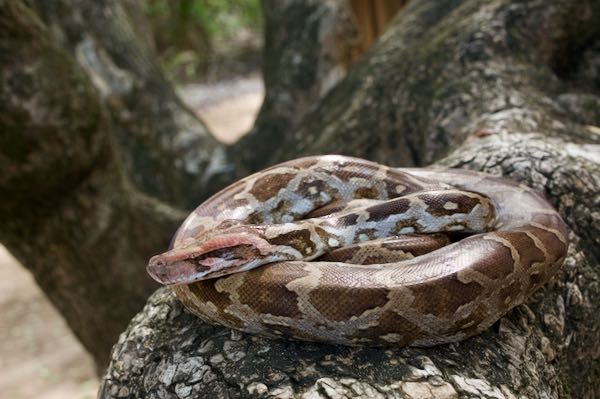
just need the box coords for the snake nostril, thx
[149,258,167,271]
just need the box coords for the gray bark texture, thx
[32,0,235,209]
[98,0,600,398]
[232,0,358,172]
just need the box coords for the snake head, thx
[147,227,276,285]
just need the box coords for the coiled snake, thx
[148,155,568,346]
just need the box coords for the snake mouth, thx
[147,232,273,285]
[147,247,252,285]
[147,256,208,285]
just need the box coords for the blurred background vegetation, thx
[142,0,263,83]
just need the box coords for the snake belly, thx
[158,155,569,346]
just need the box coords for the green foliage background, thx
[143,0,262,82]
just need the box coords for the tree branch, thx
[0,0,185,369]
[265,0,600,167]
[99,134,600,398]
[231,0,359,172]
[32,0,235,208]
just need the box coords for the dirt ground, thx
[0,247,98,399]
[0,76,263,399]
[179,74,264,144]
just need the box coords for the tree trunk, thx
[98,0,600,397]
[260,0,600,167]
[231,0,360,172]
[2,0,600,394]
[99,134,600,398]
[32,0,234,209]
[0,1,186,370]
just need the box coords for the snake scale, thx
[148,155,568,346]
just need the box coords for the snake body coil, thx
[148,155,568,346]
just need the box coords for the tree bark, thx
[98,134,600,398]
[32,0,234,209]
[260,0,600,167]
[2,0,600,393]
[0,0,185,370]
[232,0,360,172]
[97,0,600,397]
